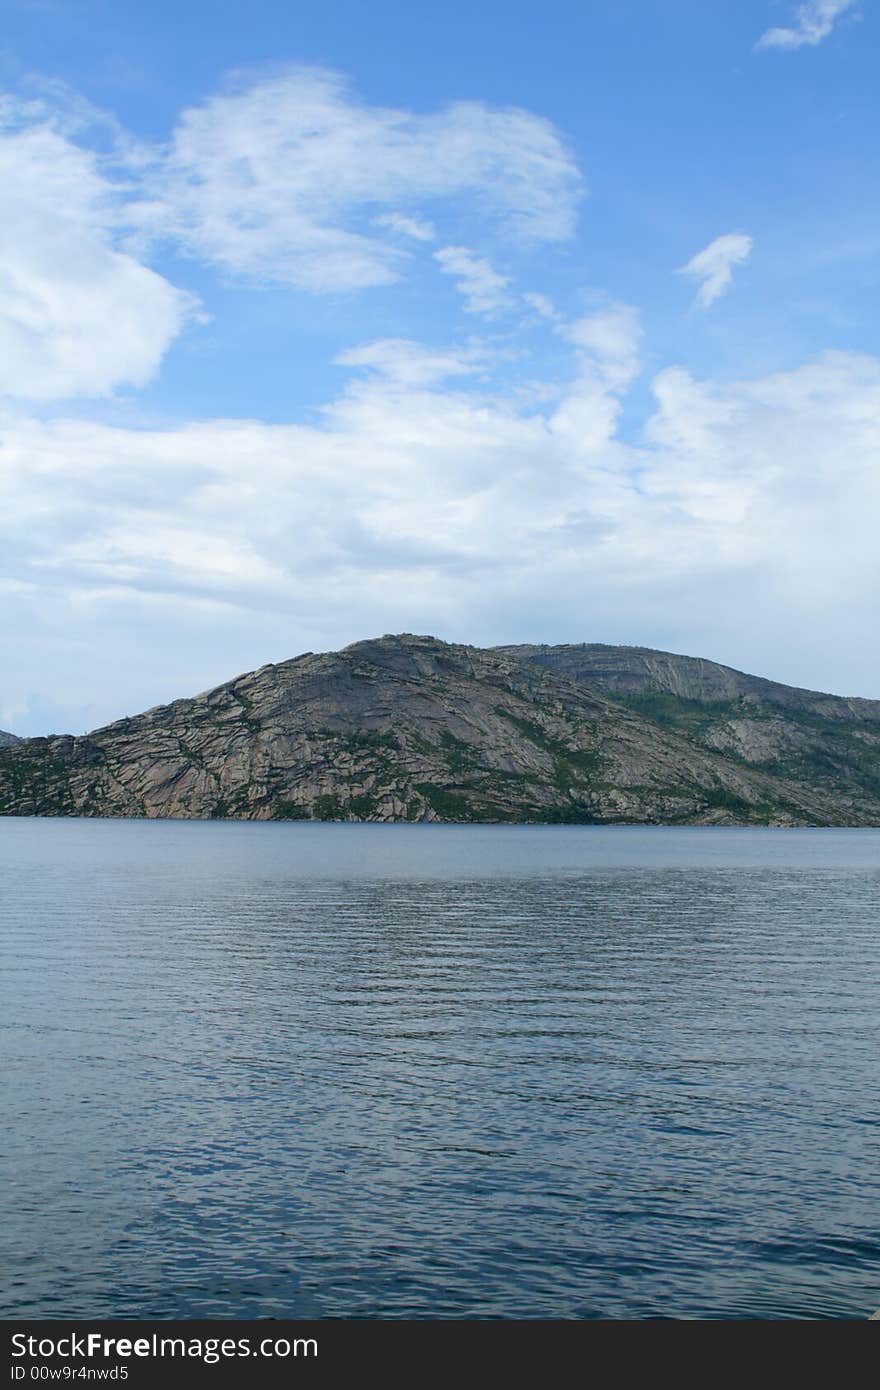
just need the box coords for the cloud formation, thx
[0,65,583,406]
[755,0,857,51]
[142,67,583,293]
[679,233,753,309]
[1,61,877,733]
[335,338,481,387]
[433,246,512,316]
[564,304,643,389]
[374,213,436,242]
[0,109,192,400]
[4,335,879,729]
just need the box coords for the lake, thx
[2,819,879,1319]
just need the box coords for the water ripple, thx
[2,820,880,1319]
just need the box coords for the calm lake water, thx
[2,819,879,1320]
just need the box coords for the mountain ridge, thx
[497,642,880,721]
[2,634,878,825]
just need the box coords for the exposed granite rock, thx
[1,634,879,824]
[501,643,880,814]
[499,642,880,721]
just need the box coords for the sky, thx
[1,0,878,735]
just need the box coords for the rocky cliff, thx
[1,634,878,824]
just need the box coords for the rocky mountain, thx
[502,643,880,818]
[500,642,880,721]
[1,634,879,825]
[0,731,21,748]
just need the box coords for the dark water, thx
[2,819,880,1320]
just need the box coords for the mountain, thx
[501,643,880,817]
[499,642,880,721]
[0,731,21,748]
[1,634,878,825]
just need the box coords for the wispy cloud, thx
[373,213,436,242]
[139,66,583,293]
[0,64,583,401]
[755,0,858,52]
[523,291,560,321]
[433,245,512,316]
[335,338,481,387]
[678,233,753,309]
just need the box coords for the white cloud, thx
[335,338,482,386]
[642,352,880,601]
[523,291,560,321]
[0,110,192,401]
[373,213,436,242]
[5,333,879,730]
[434,245,512,316]
[0,67,581,406]
[549,303,643,454]
[564,304,642,388]
[141,67,582,292]
[755,0,857,51]
[2,69,878,727]
[679,232,753,309]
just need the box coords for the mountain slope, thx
[498,642,880,720]
[501,643,880,813]
[1,634,879,824]
[0,731,21,748]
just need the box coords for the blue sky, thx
[1,0,878,733]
